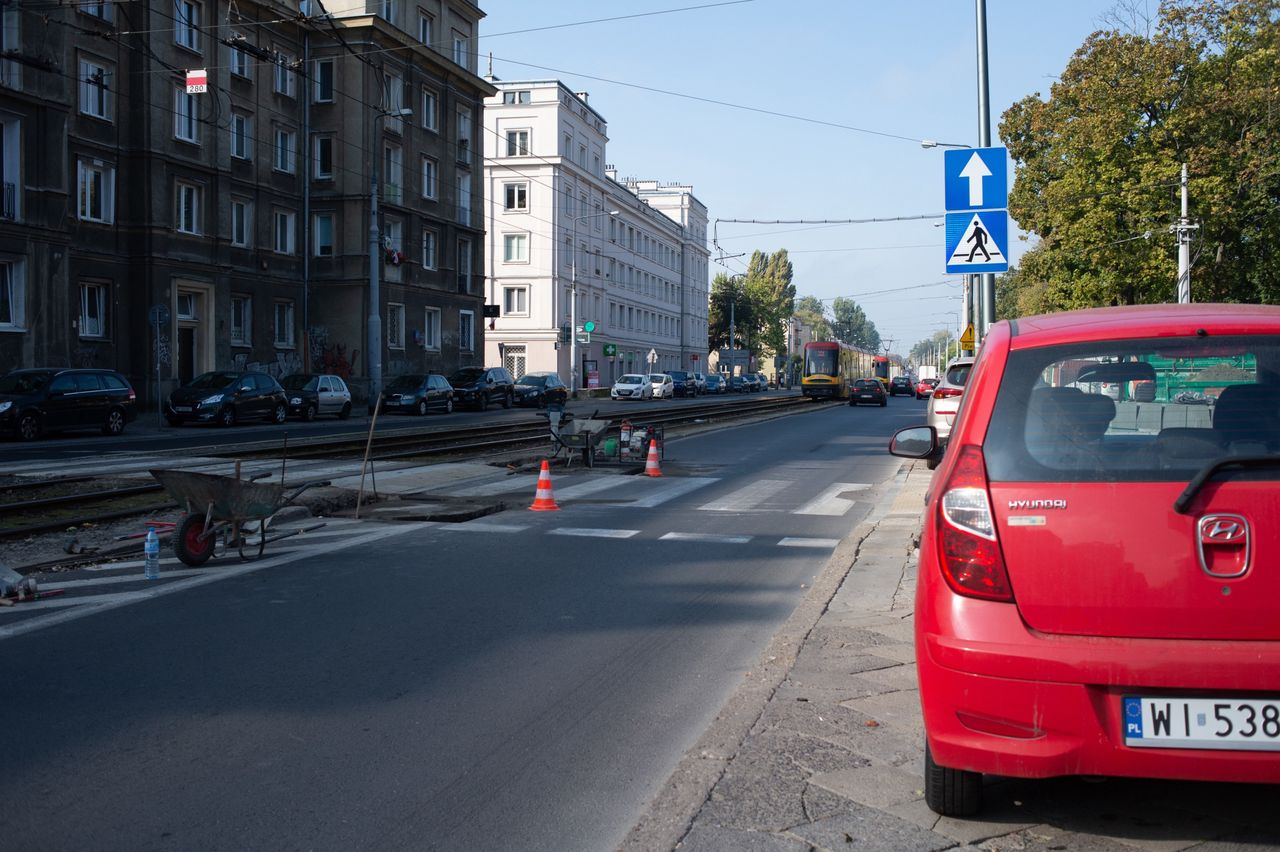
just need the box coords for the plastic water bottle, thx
[144,527,160,580]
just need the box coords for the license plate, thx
[859,393,874,399]
[173,406,192,412]
[1124,696,1280,751]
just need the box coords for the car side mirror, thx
[239,385,253,393]
[889,425,938,459]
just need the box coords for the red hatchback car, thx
[890,304,1280,816]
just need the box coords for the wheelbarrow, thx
[549,411,610,468]
[150,469,330,566]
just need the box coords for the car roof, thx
[1006,303,1280,348]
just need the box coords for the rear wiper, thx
[1174,455,1280,514]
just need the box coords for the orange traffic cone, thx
[529,460,560,511]
[644,440,663,477]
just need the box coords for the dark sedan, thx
[849,377,887,407]
[382,374,454,415]
[889,376,915,397]
[166,371,288,427]
[513,372,568,408]
[1,368,137,440]
[704,374,726,394]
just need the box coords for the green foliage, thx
[793,295,833,342]
[999,0,1280,312]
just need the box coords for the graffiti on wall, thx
[307,326,359,379]
[72,346,100,368]
[233,350,305,379]
[153,333,171,367]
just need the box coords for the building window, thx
[274,301,295,347]
[81,0,113,21]
[0,260,23,329]
[455,172,470,224]
[563,133,572,156]
[175,182,200,234]
[174,0,200,51]
[457,237,472,293]
[313,59,334,102]
[273,209,296,254]
[230,295,250,345]
[423,307,440,350]
[458,309,473,351]
[387,302,405,349]
[421,228,437,269]
[383,143,403,202]
[230,111,251,159]
[502,90,530,105]
[79,282,108,338]
[384,218,402,256]
[0,9,19,90]
[313,135,333,179]
[231,198,251,247]
[420,156,437,199]
[77,159,114,224]
[503,182,527,212]
[380,0,396,24]
[505,129,529,157]
[229,34,250,78]
[79,57,112,120]
[455,106,471,164]
[176,291,198,320]
[503,233,528,263]
[418,11,433,45]
[420,88,438,131]
[274,128,296,173]
[503,286,528,316]
[273,54,296,97]
[313,212,333,256]
[451,30,467,68]
[174,88,198,142]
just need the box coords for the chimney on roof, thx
[574,92,589,103]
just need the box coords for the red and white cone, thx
[644,440,663,477]
[528,459,560,511]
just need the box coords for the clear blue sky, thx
[478,0,1129,355]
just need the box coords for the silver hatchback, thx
[924,356,975,467]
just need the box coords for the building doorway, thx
[173,282,213,383]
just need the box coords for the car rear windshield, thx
[516,375,546,387]
[984,335,1280,483]
[945,362,973,386]
[854,379,880,389]
[450,368,484,384]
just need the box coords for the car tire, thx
[924,744,982,817]
[302,404,317,422]
[444,398,453,414]
[174,513,215,567]
[502,392,512,410]
[338,402,352,420]
[271,403,287,424]
[417,400,428,416]
[102,408,127,436]
[166,415,183,428]
[218,406,237,428]
[16,412,40,441]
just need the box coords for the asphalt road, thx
[0,398,924,851]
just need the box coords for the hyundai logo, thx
[1196,513,1250,579]
[1200,516,1247,544]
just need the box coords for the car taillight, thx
[128,388,136,400]
[933,387,963,399]
[936,444,1013,602]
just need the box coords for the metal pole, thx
[570,215,579,398]
[1176,163,1192,304]
[367,112,383,414]
[975,0,995,341]
[729,297,736,375]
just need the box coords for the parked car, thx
[741,374,761,393]
[667,370,697,398]
[691,372,708,394]
[611,374,652,400]
[280,373,353,421]
[448,367,514,410]
[754,372,771,391]
[0,368,137,441]
[166,371,287,427]
[889,375,915,397]
[649,373,674,399]
[728,375,748,393]
[915,377,939,399]
[512,372,568,408]
[924,356,975,468]
[703,374,726,395]
[849,377,887,407]
[888,303,1280,818]
[382,374,454,415]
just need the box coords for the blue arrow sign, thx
[944,147,1007,212]
[944,210,1008,274]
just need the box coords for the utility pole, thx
[1173,163,1197,304]
[975,0,995,340]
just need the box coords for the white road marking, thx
[447,476,538,497]
[777,537,840,548]
[628,476,719,508]
[549,528,639,539]
[658,532,752,544]
[440,523,528,534]
[553,477,630,500]
[793,482,870,516]
[697,479,791,513]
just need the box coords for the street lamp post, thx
[368,107,413,413]
[569,209,618,398]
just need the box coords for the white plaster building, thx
[482,79,709,389]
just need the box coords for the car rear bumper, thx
[918,591,1280,784]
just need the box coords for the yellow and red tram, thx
[801,340,871,400]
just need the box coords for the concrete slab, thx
[808,764,923,810]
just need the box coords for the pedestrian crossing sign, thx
[944,210,1008,274]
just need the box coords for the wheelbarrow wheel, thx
[175,513,216,566]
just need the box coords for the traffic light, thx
[582,321,596,334]
[559,323,571,344]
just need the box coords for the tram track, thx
[0,395,819,542]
